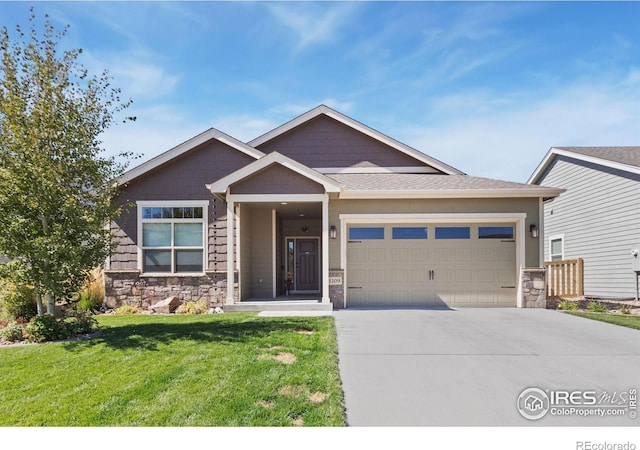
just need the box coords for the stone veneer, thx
[103,271,231,309]
[521,268,546,308]
[329,269,345,309]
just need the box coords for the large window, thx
[550,236,564,262]
[139,202,207,274]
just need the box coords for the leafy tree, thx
[0,11,135,315]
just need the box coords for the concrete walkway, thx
[334,308,640,426]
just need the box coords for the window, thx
[435,227,470,239]
[550,237,564,262]
[139,202,207,274]
[478,226,514,239]
[348,227,384,240]
[392,227,428,239]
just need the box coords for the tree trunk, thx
[45,292,55,315]
[36,293,44,316]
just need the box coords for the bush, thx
[587,301,608,313]
[0,321,24,342]
[0,284,37,321]
[65,310,98,335]
[176,300,209,315]
[557,300,578,311]
[25,314,70,343]
[620,305,632,315]
[113,305,141,315]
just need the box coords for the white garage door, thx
[346,223,516,307]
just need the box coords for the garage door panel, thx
[346,223,517,308]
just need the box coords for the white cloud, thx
[400,72,640,182]
[266,3,360,51]
[99,105,210,168]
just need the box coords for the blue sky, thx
[2,2,640,182]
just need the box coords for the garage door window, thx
[392,227,428,239]
[349,227,384,240]
[435,227,470,239]
[478,226,514,239]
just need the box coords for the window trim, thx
[137,201,209,276]
[548,234,564,262]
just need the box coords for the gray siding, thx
[539,155,640,298]
[110,139,255,272]
[231,164,325,194]
[248,207,273,298]
[240,206,253,300]
[256,115,432,169]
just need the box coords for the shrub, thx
[557,300,578,311]
[0,284,38,321]
[65,310,98,335]
[113,305,141,315]
[0,321,24,342]
[176,300,209,315]
[620,305,632,315]
[587,301,608,313]
[25,314,70,343]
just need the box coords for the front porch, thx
[224,295,332,312]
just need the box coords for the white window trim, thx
[548,234,565,262]
[137,200,209,276]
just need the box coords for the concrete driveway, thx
[334,308,640,426]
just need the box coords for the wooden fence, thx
[544,258,584,298]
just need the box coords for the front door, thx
[295,238,319,291]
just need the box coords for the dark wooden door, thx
[296,239,319,291]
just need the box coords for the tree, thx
[0,11,135,315]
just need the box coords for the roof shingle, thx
[554,147,640,169]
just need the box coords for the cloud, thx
[400,70,640,182]
[266,3,360,51]
[99,104,211,167]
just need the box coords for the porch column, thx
[321,196,330,303]
[226,198,235,304]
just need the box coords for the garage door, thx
[346,223,516,307]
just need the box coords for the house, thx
[528,147,640,299]
[105,105,562,310]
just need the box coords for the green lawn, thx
[0,313,345,426]
[566,311,640,330]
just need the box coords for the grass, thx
[566,311,640,331]
[0,313,345,426]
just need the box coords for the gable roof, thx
[206,151,342,195]
[331,173,564,199]
[248,105,465,176]
[117,127,265,185]
[528,146,640,184]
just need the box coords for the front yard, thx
[566,311,640,330]
[0,313,345,426]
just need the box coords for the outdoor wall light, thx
[530,224,539,238]
[330,225,337,239]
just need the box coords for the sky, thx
[2,1,640,183]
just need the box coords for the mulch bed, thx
[546,296,640,313]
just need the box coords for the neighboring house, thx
[106,105,562,310]
[528,147,640,299]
